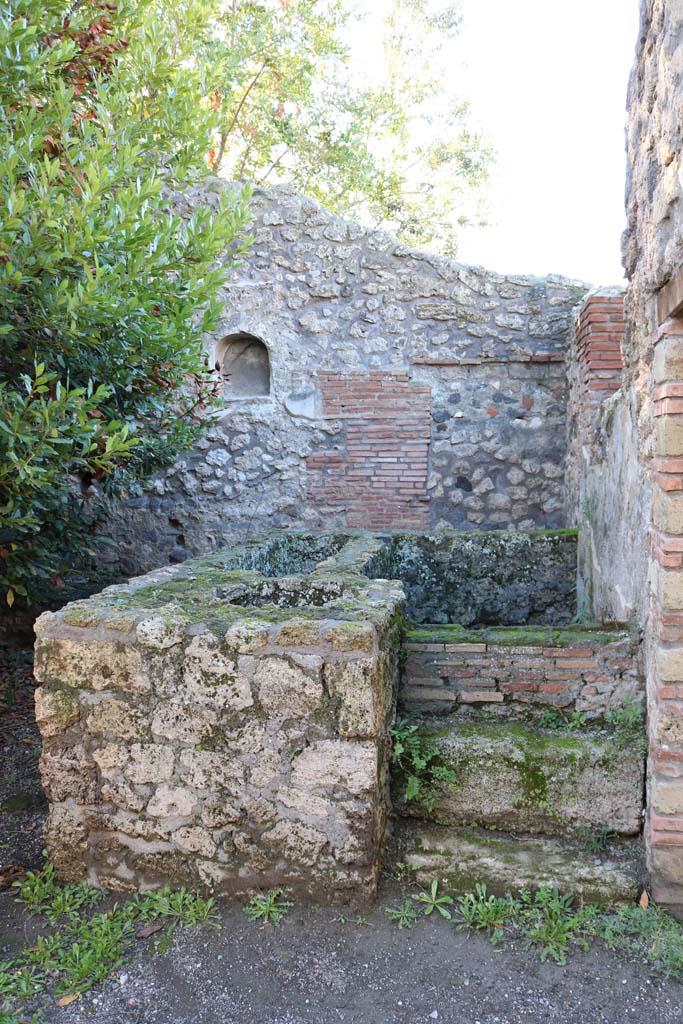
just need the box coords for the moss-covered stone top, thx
[405,623,634,648]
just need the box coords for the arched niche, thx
[217,332,271,399]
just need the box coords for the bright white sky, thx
[352,0,641,285]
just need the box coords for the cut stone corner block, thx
[33,554,405,904]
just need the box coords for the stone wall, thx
[366,530,578,626]
[566,0,683,912]
[32,537,404,902]
[105,183,587,576]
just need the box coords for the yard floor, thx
[1,651,683,1024]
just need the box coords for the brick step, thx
[393,715,645,837]
[393,821,645,905]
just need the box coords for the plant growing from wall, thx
[0,0,252,606]
[390,717,457,812]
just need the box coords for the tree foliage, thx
[0,0,251,605]
[197,0,492,254]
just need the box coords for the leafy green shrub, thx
[0,0,251,605]
[390,717,457,811]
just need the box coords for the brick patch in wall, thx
[307,371,431,530]
[574,295,625,441]
[401,637,640,716]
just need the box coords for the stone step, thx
[394,821,645,904]
[394,716,645,836]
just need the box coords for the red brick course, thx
[574,294,625,441]
[401,636,640,714]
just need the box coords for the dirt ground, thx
[2,652,683,1024]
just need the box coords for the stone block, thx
[654,337,683,384]
[657,416,683,457]
[395,718,644,836]
[398,823,644,904]
[35,638,149,694]
[654,489,683,534]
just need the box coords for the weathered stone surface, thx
[125,743,175,784]
[35,558,403,903]
[181,634,252,710]
[290,740,378,796]
[44,804,89,883]
[136,607,189,649]
[397,718,645,837]
[398,823,645,904]
[147,784,198,819]
[86,697,147,742]
[35,638,149,693]
[40,743,98,804]
[368,531,577,626]
[34,686,80,737]
[254,656,324,718]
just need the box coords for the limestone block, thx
[652,779,683,815]
[273,618,320,646]
[261,820,328,866]
[44,804,89,883]
[657,415,683,457]
[654,337,683,383]
[291,739,378,796]
[151,702,219,744]
[396,719,645,836]
[650,845,683,887]
[101,779,147,812]
[654,489,683,534]
[147,784,198,818]
[254,656,324,717]
[125,743,175,784]
[325,622,376,653]
[323,658,387,738]
[40,743,99,804]
[136,606,189,650]
[224,620,269,653]
[34,686,80,737]
[656,563,683,611]
[92,743,128,776]
[172,826,217,858]
[35,638,149,693]
[86,697,147,742]
[178,748,245,795]
[656,644,683,683]
[181,634,253,710]
[400,823,644,904]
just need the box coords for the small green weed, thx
[384,898,419,930]
[597,902,683,976]
[413,880,453,920]
[575,825,618,853]
[454,883,512,944]
[243,889,293,927]
[390,717,457,811]
[1,864,219,1021]
[536,709,587,732]
[605,697,646,752]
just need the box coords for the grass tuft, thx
[1,864,219,1021]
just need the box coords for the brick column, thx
[574,294,625,442]
[650,318,683,910]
